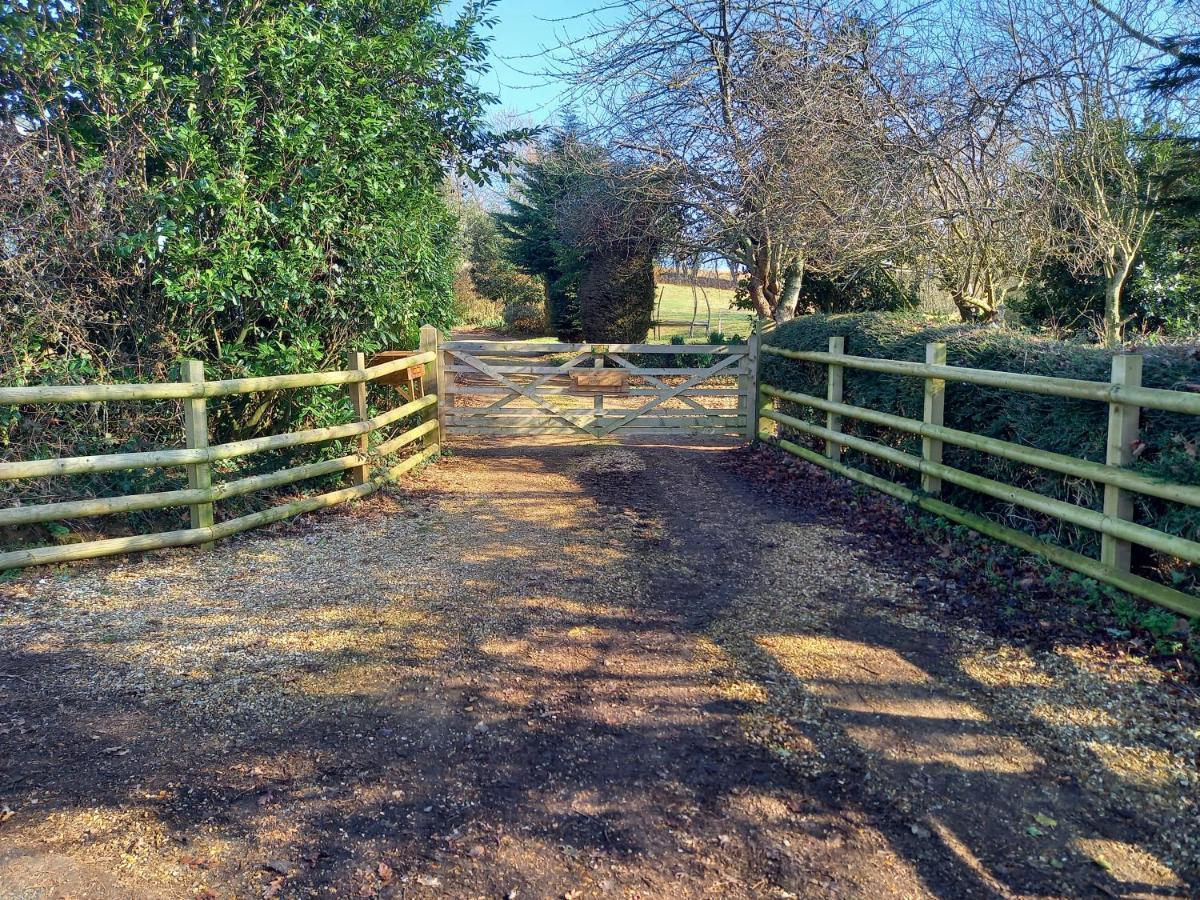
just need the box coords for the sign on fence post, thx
[921,342,947,495]
[1102,353,1143,574]
[347,350,369,486]
[181,359,214,544]
[826,336,846,462]
[419,325,443,448]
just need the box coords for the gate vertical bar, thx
[1102,353,1143,573]
[181,359,213,546]
[745,320,762,441]
[419,325,443,448]
[825,336,845,462]
[593,346,604,437]
[346,350,369,485]
[921,342,947,495]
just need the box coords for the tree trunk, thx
[773,261,804,324]
[1103,250,1133,348]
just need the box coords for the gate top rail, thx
[442,341,747,355]
[0,350,437,406]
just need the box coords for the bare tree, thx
[999,0,1174,344]
[555,1,909,323]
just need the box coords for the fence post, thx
[825,336,845,462]
[181,359,213,544]
[347,350,369,486]
[419,324,443,448]
[745,319,762,441]
[921,342,947,495]
[1102,353,1143,573]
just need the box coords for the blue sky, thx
[445,0,605,124]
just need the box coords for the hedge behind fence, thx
[761,313,1200,588]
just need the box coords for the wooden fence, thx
[0,326,443,571]
[757,338,1200,618]
[442,339,756,439]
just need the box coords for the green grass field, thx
[652,283,752,341]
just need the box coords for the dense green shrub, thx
[0,0,514,539]
[500,124,670,342]
[761,313,1200,586]
[578,253,656,343]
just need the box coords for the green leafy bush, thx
[0,0,515,540]
[761,313,1200,587]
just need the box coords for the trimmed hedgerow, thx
[761,313,1200,589]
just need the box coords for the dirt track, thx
[0,437,1196,898]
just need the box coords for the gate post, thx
[419,325,443,448]
[1102,353,1143,574]
[825,336,845,462]
[181,359,214,545]
[921,342,947,495]
[745,320,762,442]
[346,350,369,485]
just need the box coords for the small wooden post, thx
[419,325,443,448]
[921,342,947,495]
[181,359,213,543]
[745,319,762,441]
[1102,353,1143,573]
[825,336,845,462]
[346,350,369,485]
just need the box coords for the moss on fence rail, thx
[760,313,1200,590]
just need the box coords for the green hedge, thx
[760,313,1200,588]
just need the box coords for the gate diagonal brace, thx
[597,352,744,436]
[445,349,596,432]
[480,350,594,412]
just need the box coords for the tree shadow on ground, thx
[0,438,1193,897]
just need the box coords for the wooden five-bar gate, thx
[436,338,759,440]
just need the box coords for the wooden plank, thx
[443,384,743,397]
[0,352,436,405]
[181,360,214,543]
[0,393,437,481]
[446,407,740,419]
[445,364,747,378]
[760,381,1200,508]
[441,341,750,354]
[759,346,1200,417]
[482,351,593,412]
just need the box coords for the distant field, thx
[653,283,752,341]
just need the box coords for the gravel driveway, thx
[0,437,1196,898]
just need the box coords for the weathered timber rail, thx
[757,337,1200,618]
[0,327,443,570]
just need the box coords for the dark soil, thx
[0,437,1195,898]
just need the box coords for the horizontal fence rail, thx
[441,338,756,440]
[758,339,1200,619]
[0,327,444,571]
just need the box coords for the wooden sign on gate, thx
[569,370,628,395]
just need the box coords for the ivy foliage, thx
[761,313,1200,588]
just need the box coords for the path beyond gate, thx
[438,338,758,440]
